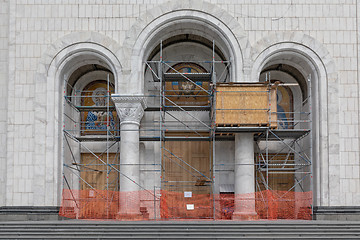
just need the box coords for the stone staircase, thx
[0,220,359,239]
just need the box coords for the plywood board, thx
[79,153,120,219]
[215,83,277,127]
[255,153,296,219]
[162,140,212,218]
[80,153,119,191]
[255,153,295,192]
[162,140,211,192]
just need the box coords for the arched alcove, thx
[59,52,120,210]
[121,1,251,219]
[251,33,339,207]
[34,36,122,206]
[120,0,252,94]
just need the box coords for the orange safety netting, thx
[59,189,312,220]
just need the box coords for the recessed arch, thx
[261,64,307,103]
[121,0,251,94]
[34,34,122,205]
[147,34,228,62]
[251,32,339,207]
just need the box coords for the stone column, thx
[232,133,258,220]
[112,95,147,219]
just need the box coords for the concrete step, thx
[0,220,359,239]
[1,229,359,235]
[0,235,359,239]
[1,221,360,226]
[0,233,359,239]
[1,225,359,230]
[1,225,360,230]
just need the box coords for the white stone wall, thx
[218,0,358,204]
[0,0,9,206]
[2,0,360,207]
[355,0,360,206]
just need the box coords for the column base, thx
[232,211,259,221]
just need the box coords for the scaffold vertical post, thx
[308,74,313,218]
[106,73,110,219]
[212,39,216,220]
[266,72,270,219]
[62,76,67,207]
[159,40,163,219]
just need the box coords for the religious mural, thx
[276,85,293,129]
[166,63,210,106]
[81,80,117,135]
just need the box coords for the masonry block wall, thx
[0,0,359,209]
[0,0,9,207]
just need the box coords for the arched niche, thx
[251,35,339,206]
[34,40,122,205]
[121,0,251,94]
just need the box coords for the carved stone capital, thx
[111,95,147,125]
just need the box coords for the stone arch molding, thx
[36,31,123,78]
[121,0,252,94]
[251,31,337,80]
[251,31,339,207]
[34,32,122,206]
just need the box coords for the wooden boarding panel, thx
[255,153,295,219]
[79,153,120,219]
[80,153,119,191]
[162,140,212,218]
[215,83,277,127]
[162,141,211,192]
[255,153,295,192]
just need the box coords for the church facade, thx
[0,0,359,220]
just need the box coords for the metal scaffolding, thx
[145,40,225,219]
[61,40,313,220]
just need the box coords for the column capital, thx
[111,95,147,125]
